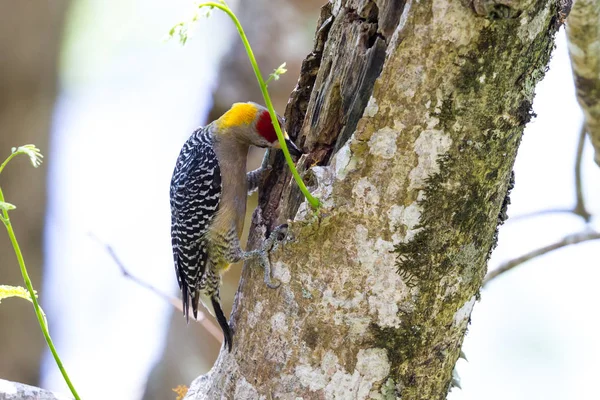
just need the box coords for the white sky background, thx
[41,0,236,398]
[450,30,600,400]
[39,1,599,398]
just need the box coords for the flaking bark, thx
[186,0,562,398]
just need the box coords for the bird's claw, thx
[258,253,281,290]
[262,223,289,252]
[259,223,289,289]
[266,279,281,289]
[274,223,288,240]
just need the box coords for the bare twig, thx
[484,230,600,285]
[88,234,223,343]
[574,124,592,221]
[566,0,600,166]
[508,208,577,222]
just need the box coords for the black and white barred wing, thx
[170,128,221,320]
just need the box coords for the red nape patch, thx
[256,110,279,143]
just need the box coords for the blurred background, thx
[0,1,598,400]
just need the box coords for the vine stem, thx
[197,2,320,209]
[0,186,81,400]
[0,152,19,175]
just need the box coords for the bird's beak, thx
[285,138,303,157]
[274,131,303,157]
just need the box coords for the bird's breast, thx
[209,156,248,238]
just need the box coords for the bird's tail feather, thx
[191,289,200,321]
[182,283,190,323]
[211,296,233,352]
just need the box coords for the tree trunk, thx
[186,0,564,398]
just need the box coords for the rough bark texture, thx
[0,0,69,385]
[566,0,600,165]
[186,0,561,398]
[0,379,71,400]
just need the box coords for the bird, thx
[170,102,302,352]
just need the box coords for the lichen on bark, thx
[185,0,563,398]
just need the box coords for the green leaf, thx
[201,7,213,19]
[0,285,47,325]
[267,62,288,85]
[12,144,43,168]
[167,3,221,47]
[265,62,288,86]
[272,62,287,79]
[0,285,36,304]
[0,201,16,211]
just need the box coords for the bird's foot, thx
[247,164,273,194]
[257,224,289,289]
[243,224,289,288]
[263,224,289,252]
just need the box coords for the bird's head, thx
[214,102,303,157]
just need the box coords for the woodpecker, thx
[170,102,301,352]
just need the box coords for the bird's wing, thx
[170,127,221,320]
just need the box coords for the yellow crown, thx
[215,103,258,130]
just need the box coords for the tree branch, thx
[508,208,578,222]
[566,0,600,166]
[484,230,600,285]
[573,124,592,220]
[0,379,72,400]
[88,234,223,343]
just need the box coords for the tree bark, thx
[186,0,563,398]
